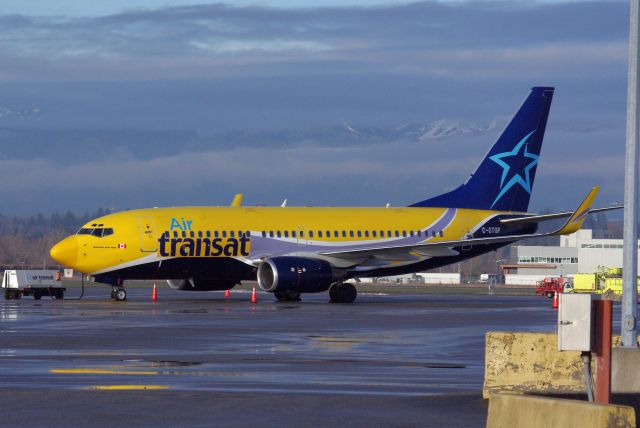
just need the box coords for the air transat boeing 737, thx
[50,87,620,302]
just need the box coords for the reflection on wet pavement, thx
[0,285,572,398]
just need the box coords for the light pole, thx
[622,0,639,348]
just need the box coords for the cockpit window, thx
[76,227,114,238]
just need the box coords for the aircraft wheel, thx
[274,291,301,302]
[4,290,12,300]
[329,283,357,303]
[33,292,42,300]
[53,290,64,300]
[114,288,127,301]
[13,291,21,300]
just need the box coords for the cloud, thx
[0,126,625,214]
[0,1,628,81]
[0,1,630,214]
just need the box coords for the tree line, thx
[0,209,111,269]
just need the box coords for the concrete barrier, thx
[486,393,636,428]
[484,332,640,399]
[612,348,640,394]
[483,332,585,399]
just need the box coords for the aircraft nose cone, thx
[50,237,78,267]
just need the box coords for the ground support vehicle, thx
[2,270,66,300]
[535,277,572,298]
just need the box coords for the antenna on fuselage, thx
[281,199,287,207]
[231,193,243,207]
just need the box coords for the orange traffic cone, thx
[250,287,257,304]
[224,289,231,298]
[152,283,158,302]
[552,291,558,309]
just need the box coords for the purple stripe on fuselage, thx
[248,208,457,258]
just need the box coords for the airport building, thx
[506,229,629,283]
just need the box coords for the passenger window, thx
[357,231,362,238]
[334,231,338,237]
[222,231,227,238]
[349,231,354,237]
[364,231,369,237]
[206,231,211,238]
[261,231,266,237]
[326,231,330,237]
[284,231,289,238]
[318,231,323,238]
[269,231,274,238]
[410,231,414,237]
[190,231,195,238]
[277,231,282,238]
[395,231,399,237]
[309,231,314,238]
[181,231,186,238]
[387,230,392,237]
[230,231,235,238]
[300,231,304,237]
[402,231,407,237]
[102,228,114,237]
[342,231,346,237]
[214,231,219,238]
[372,231,377,237]
[292,231,297,238]
[432,231,436,237]
[439,231,444,237]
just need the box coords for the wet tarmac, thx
[0,284,588,427]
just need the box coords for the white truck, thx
[2,270,66,300]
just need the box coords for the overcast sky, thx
[0,1,630,215]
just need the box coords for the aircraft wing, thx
[319,187,601,261]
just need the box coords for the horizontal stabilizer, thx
[499,204,622,226]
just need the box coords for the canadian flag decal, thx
[118,243,127,249]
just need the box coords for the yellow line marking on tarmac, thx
[87,385,169,390]
[50,369,159,375]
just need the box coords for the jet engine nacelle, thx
[257,256,334,294]
[166,278,236,291]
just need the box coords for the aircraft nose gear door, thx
[137,217,157,252]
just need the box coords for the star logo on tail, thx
[489,131,538,208]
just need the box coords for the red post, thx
[593,299,612,404]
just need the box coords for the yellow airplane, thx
[49,87,619,302]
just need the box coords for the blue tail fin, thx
[410,87,554,212]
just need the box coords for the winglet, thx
[553,186,600,235]
[230,193,243,207]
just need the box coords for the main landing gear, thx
[274,290,301,302]
[110,287,127,301]
[329,282,357,304]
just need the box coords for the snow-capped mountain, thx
[0,107,42,119]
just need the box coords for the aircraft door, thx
[137,217,157,252]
